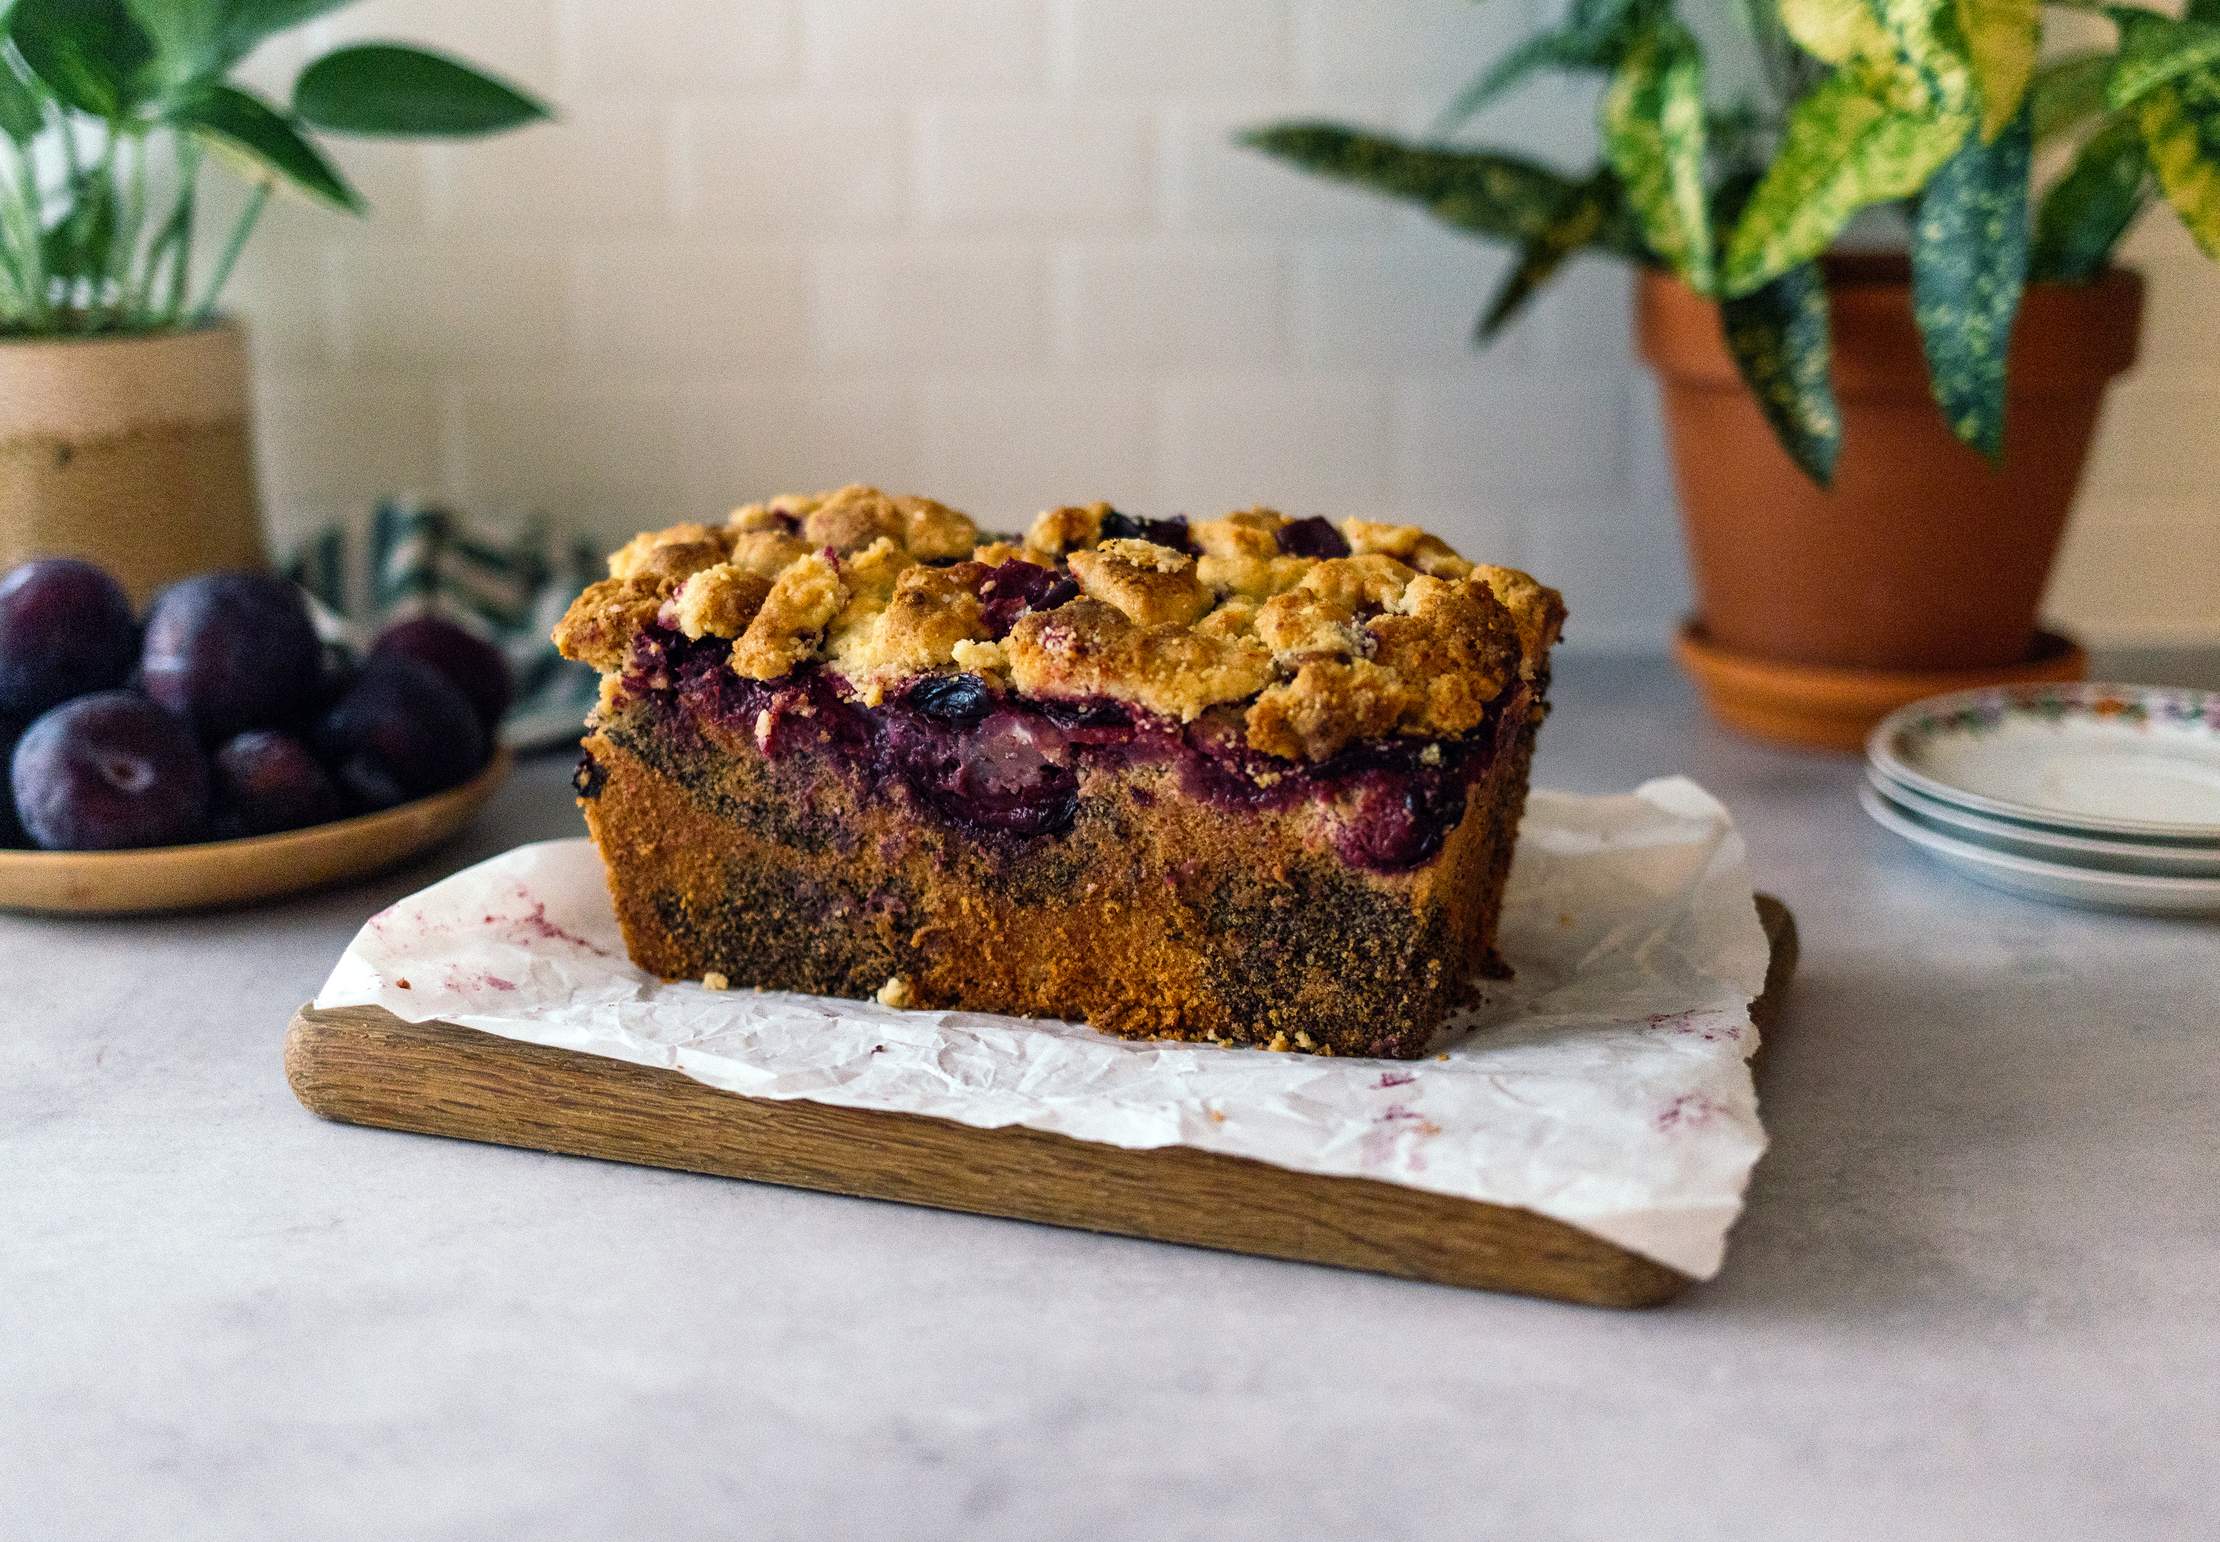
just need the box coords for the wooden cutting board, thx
[286,897,1796,1309]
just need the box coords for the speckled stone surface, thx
[5,655,2216,1541]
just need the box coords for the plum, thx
[311,639,360,712]
[212,729,344,837]
[0,716,24,846]
[11,691,211,850]
[140,572,322,738]
[370,614,512,731]
[315,654,488,810]
[0,558,138,719]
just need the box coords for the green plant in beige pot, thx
[0,0,547,603]
[1248,0,2219,748]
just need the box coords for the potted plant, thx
[0,0,547,604]
[1246,0,2217,748]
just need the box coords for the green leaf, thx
[2109,15,2220,110]
[1720,260,1841,485]
[41,161,112,283]
[1875,0,1978,114]
[9,0,158,117]
[1436,34,1591,132]
[1434,0,1646,132]
[216,0,356,52]
[1474,172,1627,339]
[2138,65,2220,257]
[2030,115,2148,280]
[1911,107,2031,457]
[2031,51,2118,144]
[295,44,550,138]
[1778,0,1893,65]
[1241,122,1646,255]
[123,0,353,92]
[173,84,361,212]
[1955,0,2040,139]
[0,57,46,142]
[1602,22,1713,291]
[1722,69,1972,295]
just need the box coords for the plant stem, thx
[192,178,267,325]
[156,133,202,326]
[0,131,45,328]
[106,129,144,329]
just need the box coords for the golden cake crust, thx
[554,485,1565,764]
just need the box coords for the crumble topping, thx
[554,484,1564,762]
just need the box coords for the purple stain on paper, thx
[504,883,614,957]
[1655,1093,1723,1131]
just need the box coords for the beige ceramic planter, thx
[0,320,266,603]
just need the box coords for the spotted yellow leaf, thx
[1723,68,1973,296]
[2138,66,2220,257]
[1956,0,2040,139]
[1602,23,1714,292]
[1779,0,1893,64]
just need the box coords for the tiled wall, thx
[223,0,2220,649]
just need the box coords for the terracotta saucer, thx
[1673,623,2087,753]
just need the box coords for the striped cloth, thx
[286,500,602,753]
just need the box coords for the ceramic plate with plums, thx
[0,558,512,914]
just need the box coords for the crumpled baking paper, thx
[317,776,1775,1278]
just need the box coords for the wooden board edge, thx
[283,895,1798,1309]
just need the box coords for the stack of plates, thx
[1862,683,2220,915]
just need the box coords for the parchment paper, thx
[316,776,1775,1278]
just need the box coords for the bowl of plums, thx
[0,557,511,915]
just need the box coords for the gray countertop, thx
[5,654,2216,1541]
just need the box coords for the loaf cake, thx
[554,486,1564,1059]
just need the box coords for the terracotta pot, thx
[1638,255,2142,675]
[0,320,267,604]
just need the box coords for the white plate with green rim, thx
[1867,683,2220,843]
[1863,767,2220,875]
[1860,785,2220,915]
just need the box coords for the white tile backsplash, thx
[916,103,1152,230]
[229,0,2216,649]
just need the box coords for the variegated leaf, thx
[1955,0,2040,139]
[1778,0,1893,65]
[1874,0,1977,115]
[2108,15,2220,110]
[1434,0,1651,132]
[1720,261,1842,485]
[1602,23,1714,291]
[1240,124,1646,255]
[1912,108,2031,457]
[1474,172,1623,339]
[2029,115,2149,280]
[2030,50,2117,144]
[2138,66,2220,256]
[1722,69,1973,296]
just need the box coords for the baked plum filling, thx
[970,560,1079,640]
[1274,515,1351,559]
[630,627,1501,873]
[1099,509,1194,553]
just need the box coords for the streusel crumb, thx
[553,486,1564,763]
